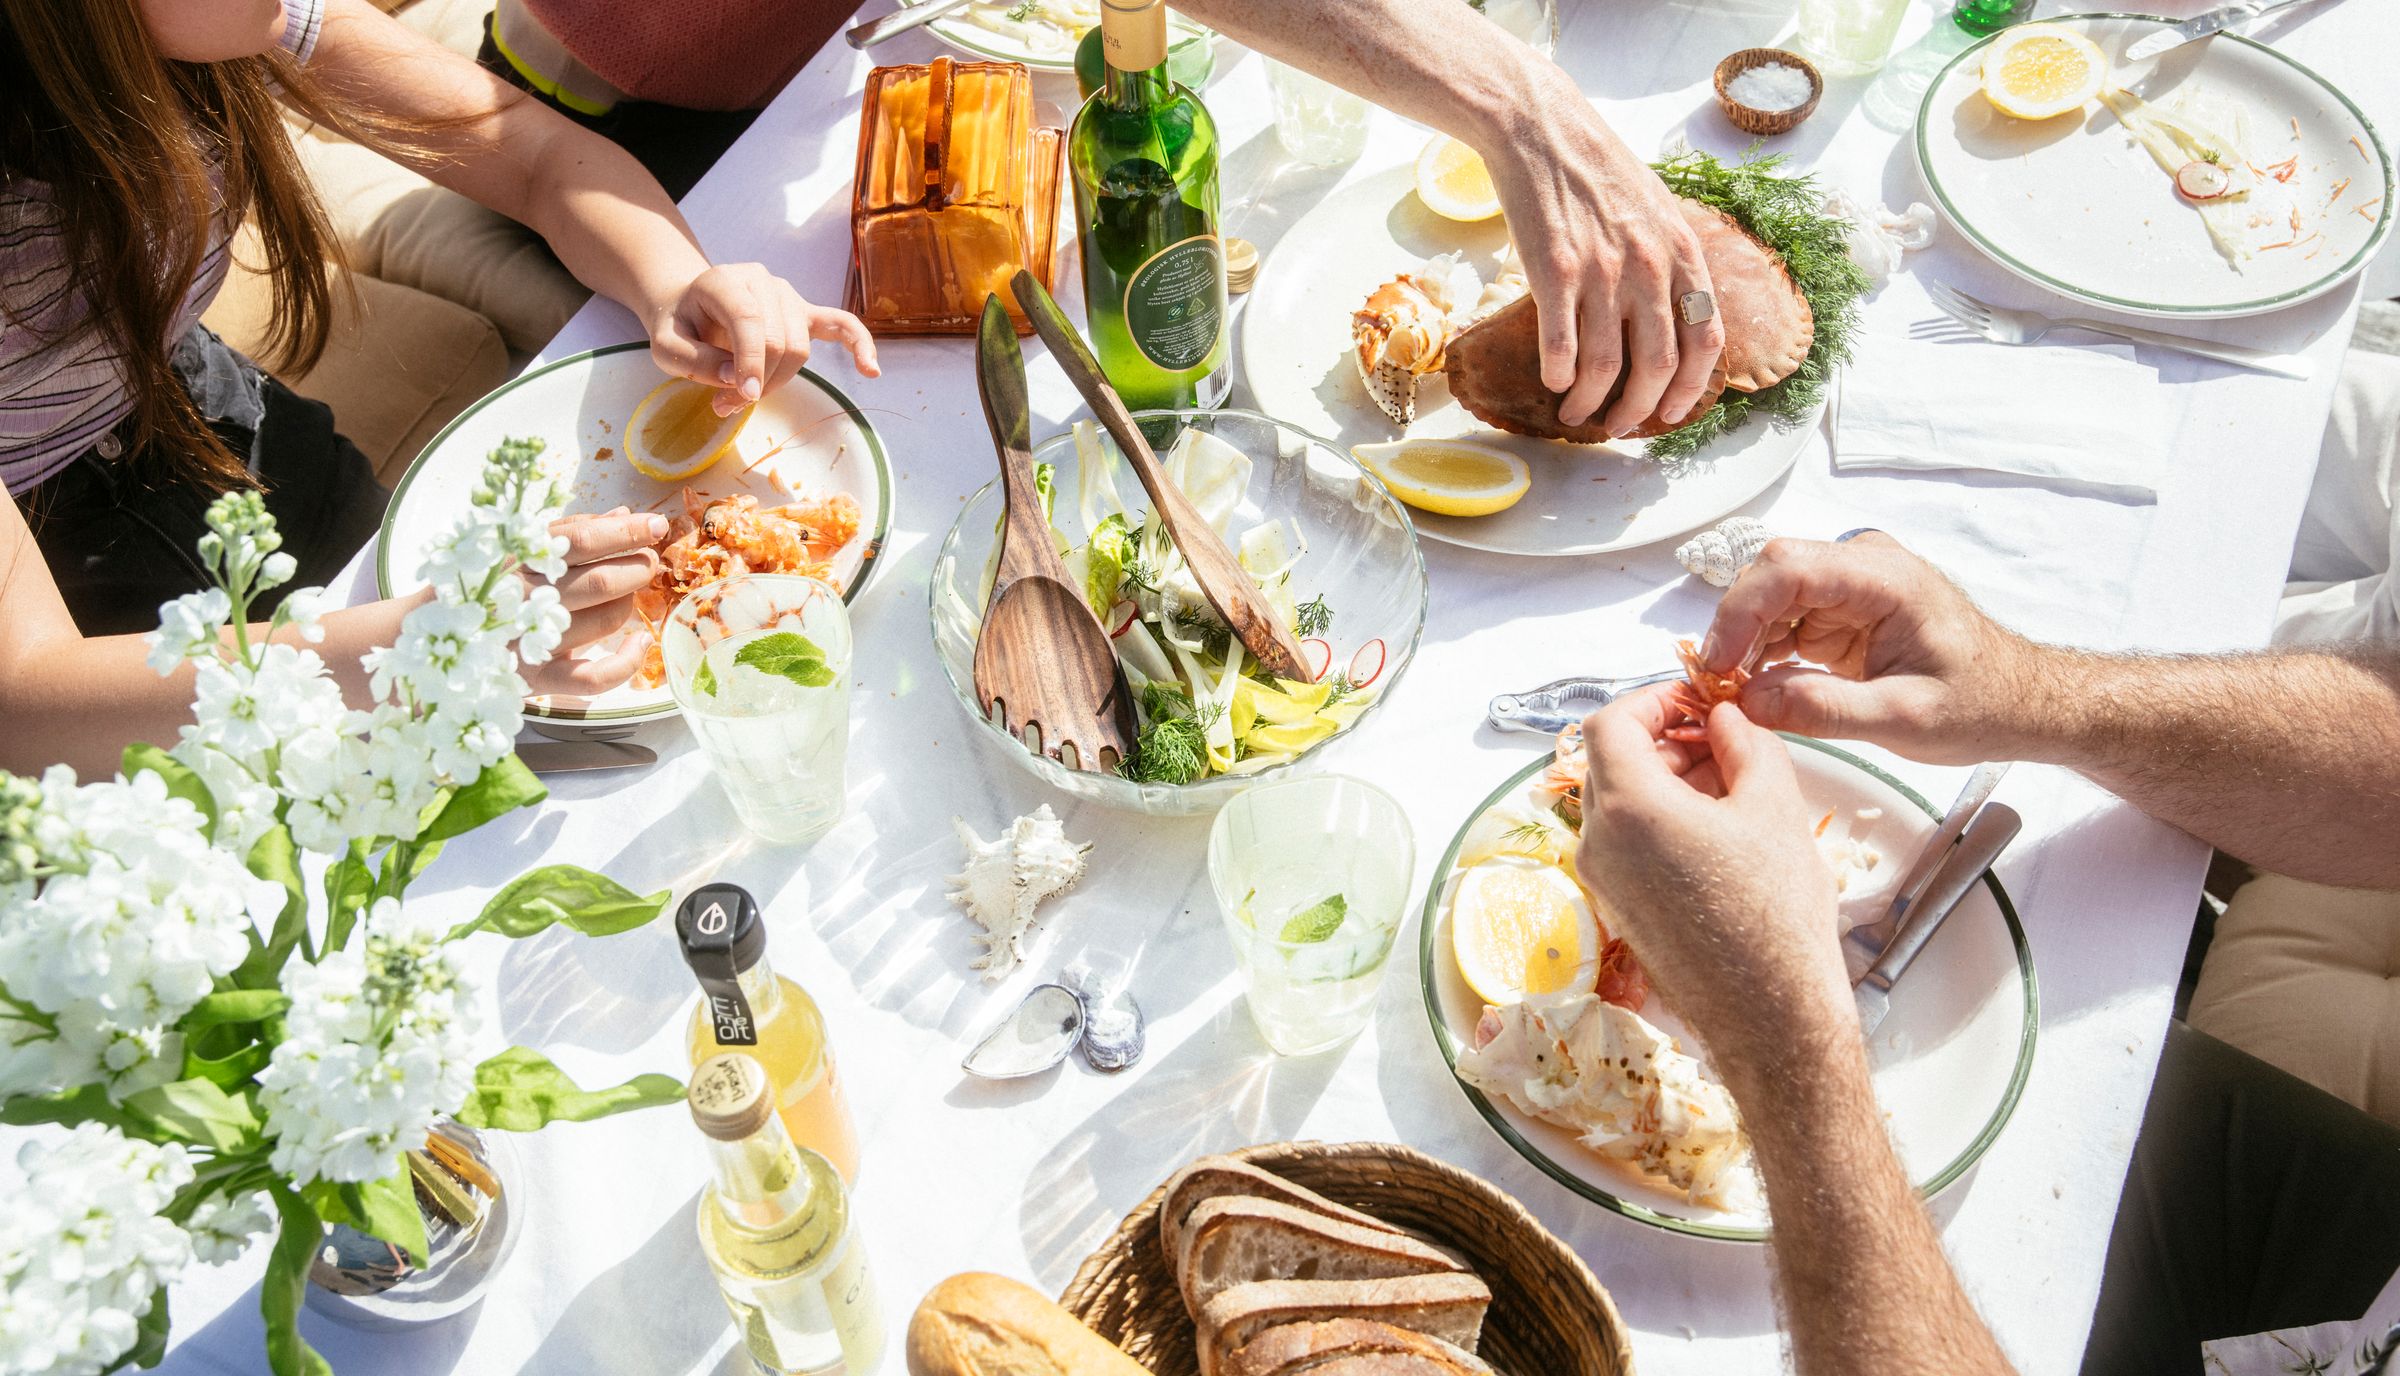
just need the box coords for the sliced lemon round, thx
[625,377,747,482]
[1979,24,2108,121]
[1414,134,1503,222]
[1353,437,1531,518]
[1451,857,1603,1007]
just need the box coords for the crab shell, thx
[1442,296,1731,443]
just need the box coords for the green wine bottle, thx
[1068,0,1229,413]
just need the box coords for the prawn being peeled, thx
[1665,637,1753,742]
[629,489,861,687]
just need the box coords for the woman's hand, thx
[520,509,667,696]
[646,264,882,418]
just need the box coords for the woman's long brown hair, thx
[0,0,354,492]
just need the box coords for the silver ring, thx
[1677,289,1716,326]
[1836,527,1881,543]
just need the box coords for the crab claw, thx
[1360,357,1420,426]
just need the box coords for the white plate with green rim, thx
[1239,161,1817,559]
[376,343,893,730]
[1916,12,2393,319]
[896,0,1210,74]
[1420,739,2037,1242]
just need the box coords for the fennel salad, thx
[1000,421,1389,784]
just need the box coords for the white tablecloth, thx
[154,1,2399,1372]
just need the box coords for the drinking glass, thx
[1794,0,1913,75]
[1265,60,1370,167]
[662,574,854,845]
[1206,775,1415,1056]
[1477,0,1559,55]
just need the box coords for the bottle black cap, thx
[677,883,766,1047]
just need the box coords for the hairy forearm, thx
[2005,642,2400,887]
[1720,1017,2015,1376]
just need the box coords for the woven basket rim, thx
[1060,1139,1637,1374]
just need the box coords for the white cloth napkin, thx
[1833,331,2172,503]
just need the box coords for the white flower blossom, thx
[184,1190,275,1266]
[255,899,479,1187]
[278,586,330,644]
[145,588,230,676]
[0,1125,194,1376]
[257,551,296,591]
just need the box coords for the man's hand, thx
[1483,72,1725,435]
[1574,685,1847,1070]
[521,508,666,696]
[1703,534,2037,764]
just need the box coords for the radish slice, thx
[1107,601,1139,639]
[2175,159,2230,201]
[1346,638,1387,688]
[1299,638,1333,683]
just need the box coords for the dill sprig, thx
[1500,821,1554,848]
[1293,594,1334,639]
[1644,149,1871,463]
[1172,604,1234,659]
[1121,682,1222,785]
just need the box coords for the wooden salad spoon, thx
[1008,269,1310,683]
[970,294,1136,774]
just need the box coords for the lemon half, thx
[1452,857,1603,1007]
[1353,437,1531,518]
[1980,24,2108,121]
[625,378,748,482]
[1414,134,1503,222]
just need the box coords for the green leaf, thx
[693,657,718,698]
[420,754,547,843]
[323,847,374,953]
[1081,513,1132,617]
[0,1083,145,1135]
[183,989,290,1029]
[261,1185,332,1376]
[114,1287,170,1371]
[1279,893,1348,944]
[453,1046,685,1132]
[183,1037,273,1089]
[733,631,834,688]
[234,826,308,986]
[306,1168,427,1269]
[458,865,670,942]
[123,743,217,842]
[123,1078,263,1152]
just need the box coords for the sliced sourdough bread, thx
[1159,1157,1407,1279]
[1222,1319,1497,1376]
[1179,1198,1465,1318]
[1196,1276,1493,1376]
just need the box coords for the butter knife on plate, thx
[1854,803,2022,1039]
[2124,0,2335,62]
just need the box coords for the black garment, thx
[14,327,385,637]
[2082,1020,2400,1374]
[475,17,759,201]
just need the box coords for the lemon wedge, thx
[1451,857,1603,1007]
[1414,134,1503,222]
[624,378,747,482]
[1979,24,2108,121]
[1352,437,1530,518]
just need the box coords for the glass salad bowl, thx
[930,409,1428,816]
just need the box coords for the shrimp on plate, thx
[629,489,861,688]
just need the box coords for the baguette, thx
[1196,1276,1493,1376]
[1158,1156,1404,1283]
[1179,1197,1464,1318]
[1224,1319,1496,1376]
[906,1272,1150,1376]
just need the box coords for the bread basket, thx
[1713,47,1823,137]
[1060,1141,1635,1375]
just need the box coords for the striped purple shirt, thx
[0,0,323,495]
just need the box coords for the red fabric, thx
[522,0,862,110]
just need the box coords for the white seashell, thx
[1675,517,1772,588]
[1821,189,1937,286]
[946,804,1090,981]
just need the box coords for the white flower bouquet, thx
[1,440,682,1376]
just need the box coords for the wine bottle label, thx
[1100,0,1167,71]
[1121,234,1226,372]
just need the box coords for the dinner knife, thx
[515,742,657,775]
[2124,0,2331,62]
[1843,762,2010,979]
[845,0,977,49]
[1854,803,2022,1039]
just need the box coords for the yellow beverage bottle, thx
[678,883,861,1185]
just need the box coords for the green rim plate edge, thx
[893,0,1212,74]
[1416,737,2041,1244]
[374,341,897,723]
[1913,12,2395,318]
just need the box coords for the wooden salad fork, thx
[970,295,1137,774]
[1008,269,1312,683]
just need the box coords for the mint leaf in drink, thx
[733,631,834,688]
[1280,893,1347,943]
[693,659,717,698]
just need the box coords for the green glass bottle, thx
[1068,0,1230,413]
[1952,0,2034,36]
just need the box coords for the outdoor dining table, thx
[155,1,2399,1372]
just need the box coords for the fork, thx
[1925,282,2312,380]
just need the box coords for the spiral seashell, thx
[1675,517,1772,587]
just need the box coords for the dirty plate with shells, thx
[376,343,893,735]
[1241,161,1815,559]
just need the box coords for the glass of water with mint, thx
[662,574,853,846]
[1207,775,1415,1055]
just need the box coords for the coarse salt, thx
[1728,61,1813,112]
